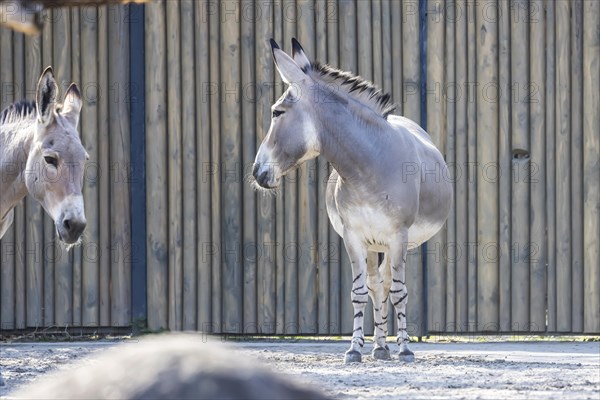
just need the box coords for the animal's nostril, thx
[258,170,269,185]
[252,163,260,179]
[63,219,71,231]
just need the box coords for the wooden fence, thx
[1,0,598,336]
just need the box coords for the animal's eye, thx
[44,156,58,168]
[272,110,285,118]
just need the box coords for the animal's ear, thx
[36,66,58,126]
[61,83,83,128]
[291,38,311,72]
[270,39,306,85]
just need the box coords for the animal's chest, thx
[339,205,398,252]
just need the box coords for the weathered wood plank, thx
[80,5,99,327]
[582,0,600,333]
[498,0,511,333]
[426,0,446,333]
[97,4,110,327]
[240,0,257,335]
[194,0,212,332]
[466,0,478,332]
[529,0,547,333]
[145,0,168,330]
[570,0,584,333]
[454,0,468,333]
[108,4,131,326]
[297,0,319,335]
[510,0,531,332]
[444,0,456,332]
[555,0,571,332]
[545,0,557,333]
[180,0,197,331]
[166,0,182,331]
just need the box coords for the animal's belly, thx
[407,219,444,249]
[342,206,398,252]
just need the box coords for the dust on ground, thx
[1,338,598,399]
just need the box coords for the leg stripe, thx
[393,293,408,306]
[353,273,362,283]
[353,327,363,333]
[354,311,364,318]
[352,300,368,304]
[392,278,405,284]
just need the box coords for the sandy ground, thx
[0,338,598,399]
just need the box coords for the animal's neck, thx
[0,122,35,217]
[316,97,389,181]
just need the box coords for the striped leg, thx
[342,231,368,363]
[389,233,414,362]
[380,253,392,339]
[367,252,390,360]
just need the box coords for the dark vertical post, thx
[419,0,428,338]
[129,3,147,326]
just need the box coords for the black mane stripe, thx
[309,62,397,118]
[0,100,36,125]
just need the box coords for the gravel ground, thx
[1,338,598,399]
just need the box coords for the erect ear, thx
[61,83,83,128]
[291,38,311,72]
[270,38,306,85]
[36,66,58,126]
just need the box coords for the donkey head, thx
[252,39,321,189]
[25,67,88,244]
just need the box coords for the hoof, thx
[372,345,391,360]
[398,349,415,362]
[344,350,362,363]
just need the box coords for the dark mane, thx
[0,100,36,124]
[309,62,396,118]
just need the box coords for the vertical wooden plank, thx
[24,29,44,328]
[145,0,168,330]
[381,0,392,95]
[42,10,54,328]
[498,0,511,333]
[254,7,276,335]
[426,0,447,333]
[402,0,424,337]
[220,0,242,334]
[281,0,298,334]
[555,0,571,332]
[315,0,330,335]
[53,5,73,327]
[297,0,319,335]
[338,0,356,334]
[181,0,197,332]
[476,0,499,331]
[109,3,131,326]
[326,0,341,335]
[466,0,478,332]
[97,4,110,327]
[241,0,257,334]
[511,0,531,332]
[372,0,383,87]
[529,0,547,333]
[444,0,456,332]
[453,0,468,333]
[545,0,557,333]
[582,0,600,334]
[195,0,212,332]
[0,26,15,330]
[166,0,182,331]
[209,0,222,333]
[570,0,584,333]
[80,4,99,327]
